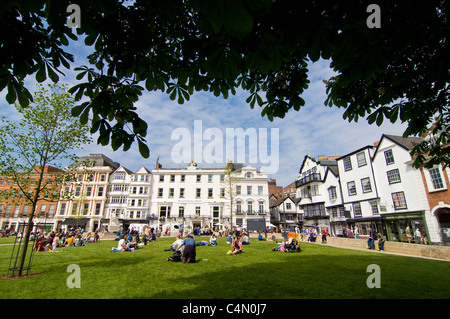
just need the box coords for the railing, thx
[295,173,321,187]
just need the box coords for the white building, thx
[296,155,343,235]
[336,145,381,237]
[149,161,270,233]
[372,135,439,244]
[269,196,302,230]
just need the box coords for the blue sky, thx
[0,36,409,188]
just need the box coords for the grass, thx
[0,236,449,299]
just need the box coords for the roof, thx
[383,134,424,151]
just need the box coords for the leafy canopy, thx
[1,0,449,167]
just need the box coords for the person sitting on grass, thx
[241,233,250,245]
[166,236,184,252]
[110,232,135,252]
[176,233,196,263]
[229,236,243,255]
[209,234,217,246]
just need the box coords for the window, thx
[13,206,19,217]
[196,188,201,198]
[304,203,325,217]
[236,201,242,213]
[208,188,213,198]
[353,202,362,217]
[59,203,66,215]
[196,175,201,182]
[311,184,319,196]
[247,186,252,195]
[328,186,337,200]
[86,186,92,196]
[248,201,253,213]
[258,201,264,213]
[347,181,357,196]
[384,149,395,165]
[258,186,263,195]
[370,201,379,215]
[245,172,253,178]
[168,188,174,198]
[286,203,291,210]
[75,187,81,197]
[236,185,241,195]
[100,174,105,182]
[195,206,201,216]
[208,175,213,183]
[343,157,352,171]
[81,203,88,215]
[361,177,372,193]
[39,204,46,217]
[179,206,184,218]
[114,173,125,180]
[429,168,445,190]
[5,205,12,217]
[181,175,185,182]
[387,169,401,184]
[94,203,101,215]
[160,206,170,217]
[220,188,225,198]
[392,191,407,209]
[158,188,163,197]
[357,152,367,167]
[220,174,225,182]
[22,205,29,217]
[170,175,175,182]
[159,175,164,182]
[97,187,104,197]
[180,188,185,198]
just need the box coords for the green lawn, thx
[0,236,449,299]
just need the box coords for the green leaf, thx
[36,64,47,83]
[137,138,150,158]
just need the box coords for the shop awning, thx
[346,216,382,223]
[60,218,90,226]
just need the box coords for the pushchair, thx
[284,237,301,253]
[167,250,182,262]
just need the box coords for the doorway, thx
[436,208,450,246]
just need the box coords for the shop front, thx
[382,211,430,244]
[346,216,383,238]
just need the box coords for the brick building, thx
[0,165,61,233]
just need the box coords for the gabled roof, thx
[373,134,424,160]
[112,165,133,175]
[269,196,298,208]
[134,166,151,174]
[382,134,424,151]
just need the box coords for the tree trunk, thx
[16,203,36,276]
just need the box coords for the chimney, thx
[156,163,162,169]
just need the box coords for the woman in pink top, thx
[52,233,60,251]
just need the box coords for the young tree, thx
[0,83,92,276]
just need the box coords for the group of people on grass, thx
[34,229,100,252]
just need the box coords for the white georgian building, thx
[149,161,270,233]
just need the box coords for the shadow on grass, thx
[136,243,450,299]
